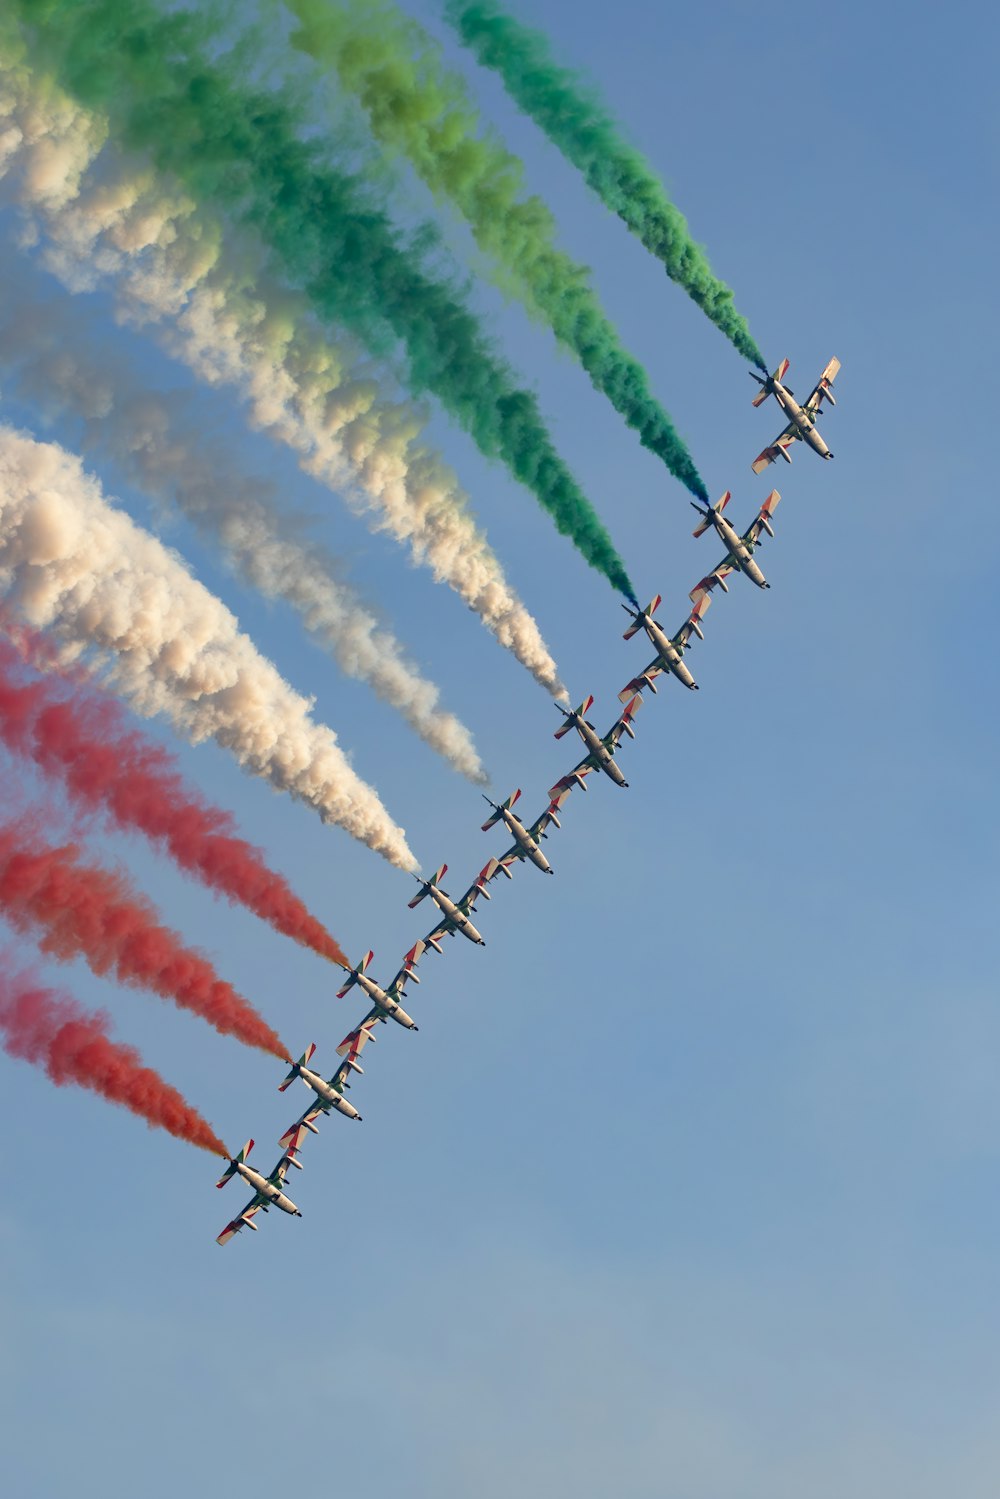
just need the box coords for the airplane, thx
[618,593,711,700]
[549,694,641,797]
[277,1041,365,1140]
[336,943,424,1031]
[408,861,499,951]
[749,356,840,473]
[690,490,781,593]
[481,787,570,877]
[215,1138,303,1246]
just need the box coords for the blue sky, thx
[2,1,998,1494]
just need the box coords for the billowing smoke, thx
[4,0,636,596]
[0,424,418,870]
[0,961,228,1156]
[446,0,767,371]
[0,812,289,1058]
[0,248,488,783]
[0,50,568,694]
[286,0,708,500]
[0,631,347,964]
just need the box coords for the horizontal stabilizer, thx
[278,1045,316,1092]
[622,596,660,640]
[408,869,446,910]
[216,1138,253,1187]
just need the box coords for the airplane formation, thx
[215,355,841,1246]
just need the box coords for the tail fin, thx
[216,1138,253,1187]
[278,1044,315,1092]
[692,494,730,539]
[622,597,659,641]
[336,950,374,998]
[481,789,520,831]
[751,359,789,407]
[554,695,593,738]
[408,865,447,908]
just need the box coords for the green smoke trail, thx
[7,0,637,600]
[283,0,708,503]
[446,0,767,373]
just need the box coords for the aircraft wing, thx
[617,659,665,704]
[604,693,642,750]
[386,940,425,993]
[528,788,570,841]
[458,861,499,914]
[698,557,737,594]
[216,1194,264,1246]
[423,915,454,949]
[751,424,798,474]
[803,356,840,416]
[337,1010,382,1064]
[280,1097,329,1148]
[548,767,594,801]
[743,489,781,548]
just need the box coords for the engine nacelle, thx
[759,516,775,539]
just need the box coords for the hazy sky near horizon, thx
[1,2,998,1495]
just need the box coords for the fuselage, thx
[428,884,485,945]
[236,1162,300,1215]
[297,1065,361,1120]
[771,380,832,459]
[712,515,767,589]
[573,718,626,787]
[355,972,416,1028]
[641,620,697,690]
[502,808,552,873]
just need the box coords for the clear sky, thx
[2,2,998,1495]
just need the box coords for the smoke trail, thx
[0,424,417,870]
[0,813,289,1058]
[446,1,767,372]
[0,962,228,1154]
[284,0,707,500]
[0,250,487,784]
[0,54,567,694]
[0,633,347,964]
[8,0,637,598]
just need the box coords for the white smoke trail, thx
[0,58,567,699]
[0,247,488,783]
[0,423,418,870]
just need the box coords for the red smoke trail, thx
[0,818,289,1060]
[0,966,227,1156]
[0,633,346,965]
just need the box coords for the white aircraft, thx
[277,1039,365,1135]
[481,787,568,876]
[690,490,781,593]
[749,357,840,472]
[336,944,424,1030]
[618,593,711,699]
[215,1139,303,1246]
[408,861,498,950]
[549,694,641,796]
